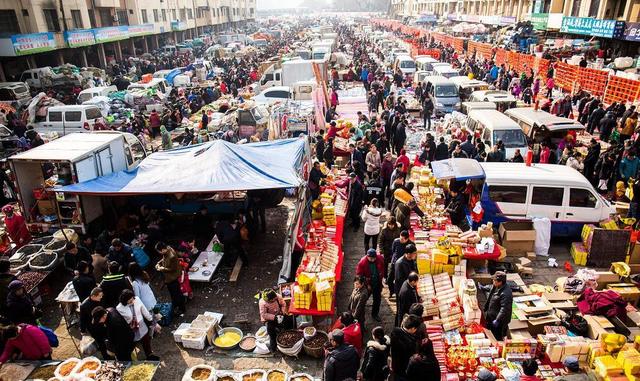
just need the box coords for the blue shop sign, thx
[560,17,624,38]
[623,22,640,42]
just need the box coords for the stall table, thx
[189,251,224,282]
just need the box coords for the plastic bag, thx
[254,341,270,354]
[183,365,215,381]
[277,337,304,357]
[533,217,551,256]
[79,335,97,357]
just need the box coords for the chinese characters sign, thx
[93,26,129,43]
[560,17,624,38]
[64,30,96,48]
[11,33,55,56]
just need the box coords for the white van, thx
[470,90,517,111]
[467,109,528,159]
[449,76,489,101]
[424,76,460,116]
[504,107,585,145]
[29,105,103,137]
[0,82,31,108]
[393,55,416,77]
[431,158,615,237]
[19,67,53,89]
[462,101,496,115]
[77,86,117,104]
[160,45,177,55]
[415,56,439,73]
[434,65,460,79]
[127,78,171,96]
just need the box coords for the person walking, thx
[378,217,400,280]
[324,329,360,381]
[396,272,421,326]
[116,289,159,360]
[361,199,382,250]
[388,231,413,297]
[346,173,364,232]
[356,249,385,322]
[90,306,135,361]
[155,242,185,315]
[390,315,420,381]
[394,244,418,297]
[406,339,441,381]
[361,326,390,381]
[422,95,434,130]
[348,275,369,329]
[481,271,513,340]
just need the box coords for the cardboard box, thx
[585,314,616,339]
[629,243,640,264]
[37,199,55,216]
[607,283,640,306]
[501,240,536,256]
[499,221,536,241]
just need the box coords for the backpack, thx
[39,325,59,347]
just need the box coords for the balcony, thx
[94,0,120,7]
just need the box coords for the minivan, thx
[467,109,528,159]
[77,86,117,104]
[415,56,439,73]
[470,90,517,112]
[433,65,461,79]
[504,107,585,146]
[424,76,461,116]
[461,101,496,115]
[0,82,32,108]
[449,76,489,101]
[393,55,416,78]
[127,78,171,96]
[431,158,615,236]
[28,105,104,137]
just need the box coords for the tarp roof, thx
[60,138,308,195]
[431,158,485,181]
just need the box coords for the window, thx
[65,111,82,122]
[180,9,186,20]
[531,186,564,206]
[571,0,582,16]
[265,90,290,99]
[86,108,102,120]
[188,8,193,19]
[141,9,148,23]
[99,8,112,26]
[172,9,176,20]
[43,9,61,32]
[0,10,20,35]
[117,9,129,25]
[570,188,597,208]
[0,89,16,101]
[162,9,167,21]
[488,185,527,204]
[153,9,159,22]
[71,10,83,29]
[589,0,600,17]
[48,111,63,122]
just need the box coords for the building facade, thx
[0,0,256,80]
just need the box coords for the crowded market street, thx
[3,2,640,381]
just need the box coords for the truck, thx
[257,59,328,91]
[312,40,333,60]
[9,132,146,234]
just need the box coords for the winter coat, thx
[362,206,382,236]
[348,286,369,325]
[365,151,382,173]
[390,327,417,378]
[116,296,153,341]
[576,287,627,317]
[395,202,411,231]
[0,324,51,363]
[4,213,31,249]
[72,273,96,303]
[406,353,441,381]
[259,295,286,322]
[361,337,391,381]
[157,247,181,284]
[435,143,449,160]
[324,344,360,381]
[397,280,420,320]
[6,288,36,325]
[356,255,385,287]
[105,307,136,361]
[483,284,513,327]
[100,273,133,308]
[378,225,400,258]
[620,156,640,180]
[394,257,418,295]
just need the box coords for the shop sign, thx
[623,22,640,41]
[499,16,517,25]
[171,20,187,31]
[128,24,154,37]
[560,16,625,38]
[93,26,128,43]
[447,14,460,21]
[530,13,549,30]
[461,14,481,23]
[64,29,95,48]
[416,14,437,23]
[11,33,55,56]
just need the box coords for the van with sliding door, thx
[433,65,461,79]
[430,158,615,237]
[467,110,528,159]
[470,90,517,112]
[28,105,104,137]
[0,82,32,108]
[415,56,439,73]
[393,55,416,78]
[449,76,489,101]
[504,107,585,147]
[424,76,460,116]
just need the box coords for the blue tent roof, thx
[60,138,309,195]
[431,158,486,181]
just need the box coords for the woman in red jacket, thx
[2,205,30,249]
[0,324,51,364]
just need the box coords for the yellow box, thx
[417,256,431,275]
[595,355,624,378]
[433,250,449,264]
[443,264,455,275]
[625,359,640,376]
[617,348,640,367]
[293,285,312,309]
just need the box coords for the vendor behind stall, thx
[481,271,513,340]
[2,205,30,249]
[258,289,286,351]
[446,186,470,232]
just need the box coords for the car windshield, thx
[435,85,458,97]
[400,61,415,69]
[493,129,527,148]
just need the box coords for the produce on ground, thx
[17,271,47,291]
[239,336,256,350]
[277,330,304,348]
[243,371,265,381]
[94,361,126,381]
[30,252,57,267]
[27,364,57,379]
[305,332,328,349]
[123,363,156,381]
[191,367,212,380]
[58,360,78,376]
[214,331,241,347]
[267,370,286,381]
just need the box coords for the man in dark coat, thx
[390,314,420,380]
[435,137,449,161]
[583,139,601,184]
[324,329,360,381]
[482,271,513,340]
[460,135,475,157]
[388,231,413,297]
[396,272,421,326]
[394,244,418,297]
[91,306,135,361]
[347,173,364,232]
[99,261,133,308]
[587,103,606,134]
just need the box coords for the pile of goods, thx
[28,251,59,271]
[94,361,127,381]
[17,270,48,292]
[213,328,243,349]
[174,312,221,350]
[10,244,43,272]
[123,362,156,381]
[182,368,310,381]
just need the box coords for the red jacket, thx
[0,324,51,363]
[395,155,410,173]
[332,320,363,356]
[356,255,384,287]
[4,213,31,249]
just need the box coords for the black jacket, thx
[394,256,417,295]
[435,143,449,161]
[390,327,417,378]
[106,307,135,361]
[361,337,390,381]
[99,274,133,308]
[483,283,513,327]
[324,344,360,381]
[79,297,103,333]
[446,194,468,230]
[406,353,441,381]
[0,273,16,315]
[72,273,97,303]
[397,280,420,319]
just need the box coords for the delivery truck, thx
[9,132,146,234]
[257,59,328,91]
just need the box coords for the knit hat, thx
[563,356,580,372]
[477,369,497,381]
[367,249,377,257]
[8,280,24,291]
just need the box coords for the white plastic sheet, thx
[533,217,551,256]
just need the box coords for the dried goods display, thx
[123,363,156,381]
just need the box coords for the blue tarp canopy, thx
[164,68,183,86]
[60,138,308,195]
[431,158,486,181]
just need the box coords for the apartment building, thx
[0,0,256,80]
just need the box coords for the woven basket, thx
[302,330,328,358]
